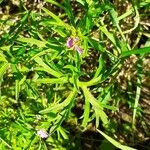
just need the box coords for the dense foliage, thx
[0,0,150,149]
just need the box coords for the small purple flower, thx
[66,37,74,48]
[66,36,83,55]
[37,129,48,139]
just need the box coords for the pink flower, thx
[37,129,48,139]
[66,37,74,48]
[66,37,83,55]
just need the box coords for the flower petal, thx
[74,45,83,55]
[74,37,79,42]
[66,37,74,48]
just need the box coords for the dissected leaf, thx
[82,86,108,125]
[39,88,77,114]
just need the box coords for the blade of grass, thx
[132,78,141,128]
[121,47,150,58]
[97,129,136,150]
[132,57,142,128]
[0,137,12,149]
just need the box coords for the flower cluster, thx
[66,37,83,55]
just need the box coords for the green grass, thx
[0,0,150,149]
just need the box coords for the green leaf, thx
[97,129,136,150]
[79,75,102,87]
[121,47,150,58]
[94,54,104,78]
[30,49,57,61]
[0,52,7,62]
[45,0,65,9]
[0,137,12,149]
[99,26,117,47]
[64,65,79,73]
[76,0,86,6]
[0,63,9,82]
[132,57,142,127]
[58,127,69,140]
[82,86,108,125]
[107,4,119,26]
[34,77,68,84]
[39,88,77,114]
[34,57,63,78]
[50,110,68,135]
[17,37,48,47]
[83,36,89,57]
[0,46,11,51]
[15,80,20,101]
[64,0,75,26]
[52,27,67,37]
[82,99,90,128]
[42,7,70,29]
